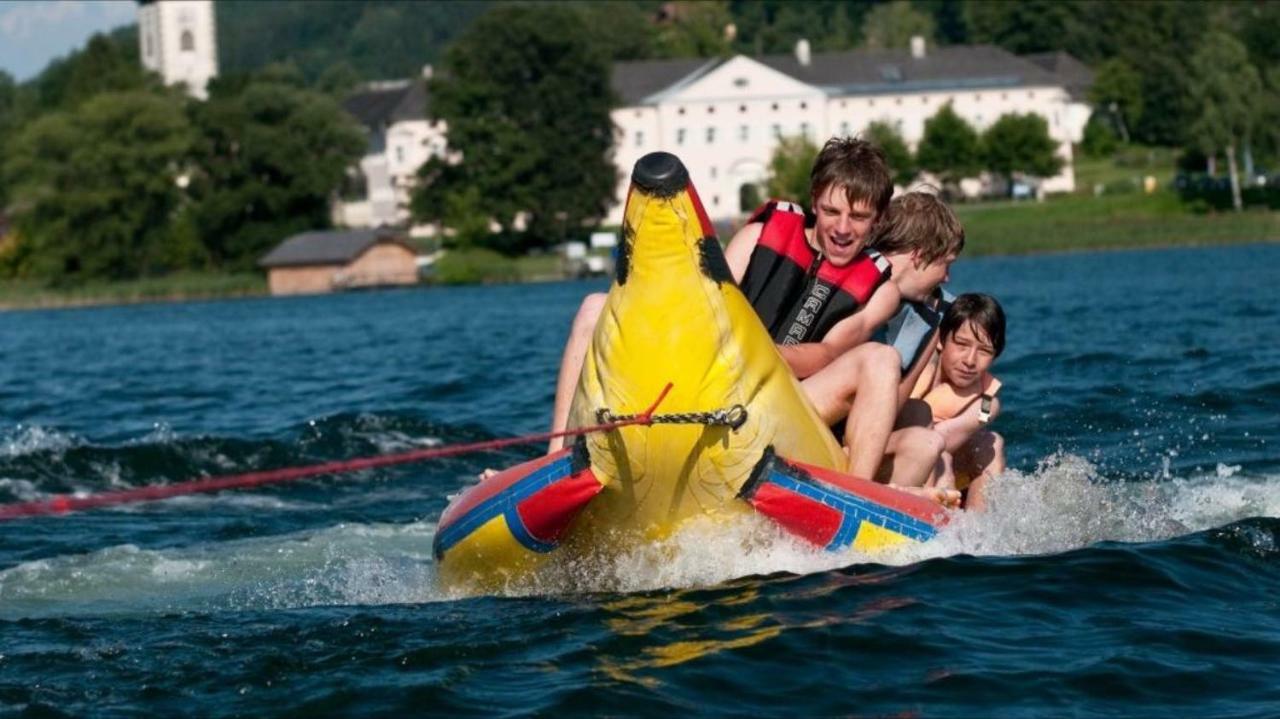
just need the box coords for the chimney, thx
[910,36,926,59]
[421,64,434,80]
[795,38,811,67]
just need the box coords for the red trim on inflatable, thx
[438,447,576,529]
[748,482,843,547]
[786,458,949,526]
[516,469,603,544]
[685,180,717,240]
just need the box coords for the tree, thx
[1187,31,1263,211]
[1080,113,1119,158]
[31,32,158,112]
[411,5,617,250]
[653,1,734,58]
[916,103,982,188]
[863,121,916,187]
[765,134,819,204]
[188,76,365,269]
[3,91,197,281]
[981,113,1063,192]
[1089,58,1142,144]
[860,1,935,50]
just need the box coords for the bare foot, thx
[477,468,498,481]
[894,485,962,509]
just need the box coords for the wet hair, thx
[867,191,965,265]
[940,293,1005,357]
[809,137,893,216]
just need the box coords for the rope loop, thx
[595,403,748,432]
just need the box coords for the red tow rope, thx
[0,383,675,522]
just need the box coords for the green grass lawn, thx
[0,272,266,310]
[955,191,1279,256]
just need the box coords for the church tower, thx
[137,0,218,100]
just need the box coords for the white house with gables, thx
[607,39,1091,225]
[336,39,1091,229]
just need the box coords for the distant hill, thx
[215,0,492,82]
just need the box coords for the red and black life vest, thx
[738,201,892,345]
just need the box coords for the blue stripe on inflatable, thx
[765,470,937,549]
[434,456,575,555]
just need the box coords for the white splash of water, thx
[3,453,1277,616]
[1,425,80,457]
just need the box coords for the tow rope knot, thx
[595,403,748,432]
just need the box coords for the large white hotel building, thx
[337,39,1092,230]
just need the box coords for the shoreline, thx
[2,236,1276,313]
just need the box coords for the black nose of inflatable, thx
[631,152,689,198]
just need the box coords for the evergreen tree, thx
[981,113,1063,192]
[1187,31,1263,211]
[916,103,982,188]
[188,76,365,269]
[411,5,617,250]
[863,121,916,187]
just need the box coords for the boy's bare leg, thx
[801,343,900,480]
[876,426,945,488]
[954,430,1005,511]
[547,293,606,453]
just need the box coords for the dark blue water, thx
[2,244,1279,717]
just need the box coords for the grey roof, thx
[612,44,1082,104]
[1022,51,1094,99]
[258,228,409,268]
[342,79,429,129]
[612,57,723,105]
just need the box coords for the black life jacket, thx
[738,201,891,345]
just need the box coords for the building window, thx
[839,121,850,136]
[922,96,929,104]
[772,123,782,138]
[395,146,404,163]
[678,107,686,115]
[713,195,720,206]
[771,102,779,111]
[677,128,686,145]
[840,101,847,108]
[734,77,748,88]
[636,130,644,147]
[800,101,807,109]
[868,99,876,107]
[1028,91,1036,99]
[895,97,903,106]
[800,121,811,139]
[706,127,716,144]
[1001,92,1008,100]
[144,33,153,57]
[739,104,747,113]
[180,30,195,52]
[975,93,982,101]
[739,124,749,141]
[707,106,715,114]
[710,167,718,179]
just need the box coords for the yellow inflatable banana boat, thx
[434,153,946,590]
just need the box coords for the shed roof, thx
[258,228,412,268]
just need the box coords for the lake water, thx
[2,243,1279,717]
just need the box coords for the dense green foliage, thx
[1187,32,1263,212]
[189,75,364,269]
[863,121,915,187]
[981,113,1063,189]
[860,1,935,50]
[765,135,820,203]
[410,5,617,251]
[916,103,982,187]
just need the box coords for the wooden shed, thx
[258,228,419,296]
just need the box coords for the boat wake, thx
[1,452,1277,619]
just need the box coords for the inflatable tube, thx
[435,152,948,590]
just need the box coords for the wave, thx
[3,454,1278,618]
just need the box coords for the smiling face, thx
[938,320,997,392]
[810,185,879,267]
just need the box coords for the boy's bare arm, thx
[777,282,901,378]
[933,395,1002,453]
[723,222,762,284]
[898,331,940,409]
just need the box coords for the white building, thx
[608,39,1091,224]
[334,76,448,230]
[137,0,218,100]
[337,40,1091,230]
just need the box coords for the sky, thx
[0,1,136,81]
